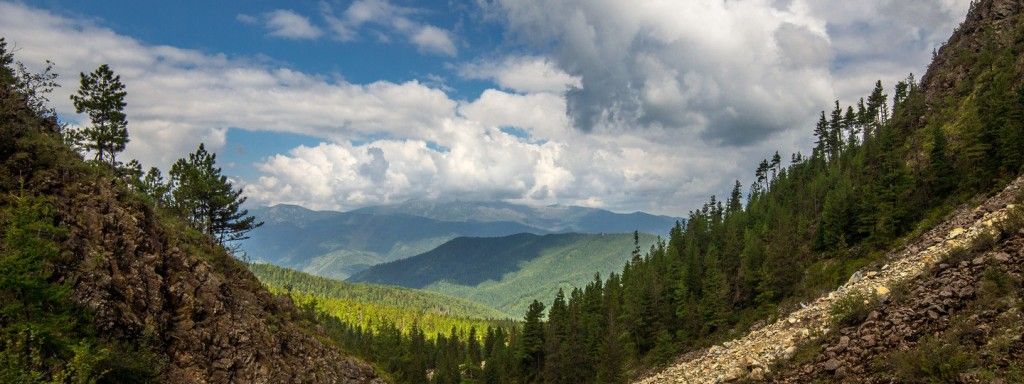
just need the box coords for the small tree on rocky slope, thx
[169,143,262,246]
[70,64,128,166]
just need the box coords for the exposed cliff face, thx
[56,178,382,383]
[0,80,381,383]
[921,0,1024,104]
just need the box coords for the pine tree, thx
[543,290,570,384]
[829,101,844,159]
[999,86,1024,172]
[813,111,830,160]
[140,167,171,206]
[170,143,262,245]
[928,125,954,196]
[519,300,545,383]
[727,181,743,215]
[70,64,128,166]
[867,80,888,129]
[0,38,14,86]
[844,106,859,149]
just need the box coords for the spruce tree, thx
[70,64,128,166]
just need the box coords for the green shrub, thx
[890,338,976,383]
[996,205,1024,235]
[829,291,878,327]
[969,230,999,253]
[943,245,972,265]
[978,268,1017,306]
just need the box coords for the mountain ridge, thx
[242,200,678,281]
[349,232,658,316]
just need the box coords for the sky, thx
[0,0,971,216]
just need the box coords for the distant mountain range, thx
[349,232,659,316]
[351,199,679,234]
[241,201,680,280]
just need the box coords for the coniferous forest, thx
[2,1,1024,383]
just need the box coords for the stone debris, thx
[634,176,1023,384]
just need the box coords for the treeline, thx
[250,263,507,319]
[250,264,508,340]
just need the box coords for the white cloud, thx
[411,26,457,56]
[322,0,458,56]
[0,1,975,216]
[459,56,582,94]
[246,9,323,40]
[0,2,453,168]
[487,0,969,145]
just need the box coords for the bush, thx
[996,205,1024,235]
[943,245,972,265]
[829,291,878,327]
[977,267,1019,309]
[969,230,999,253]
[890,338,976,383]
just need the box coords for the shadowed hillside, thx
[350,232,658,316]
[0,41,380,383]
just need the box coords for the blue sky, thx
[2,0,971,215]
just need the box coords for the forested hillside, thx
[332,0,1024,382]
[350,232,658,316]
[250,263,508,334]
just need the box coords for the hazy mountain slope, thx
[242,204,543,279]
[349,232,657,316]
[352,199,681,234]
[0,75,379,382]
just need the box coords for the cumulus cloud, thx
[486,0,969,145]
[322,0,458,56]
[0,2,454,168]
[803,0,972,102]
[241,9,323,40]
[459,56,582,94]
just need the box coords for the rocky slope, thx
[767,199,1024,383]
[635,176,1023,384]
[636,0,1024,382]
[0,71,381,383]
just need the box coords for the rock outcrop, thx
[53,177,383,383]
[769,215,1024,383]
